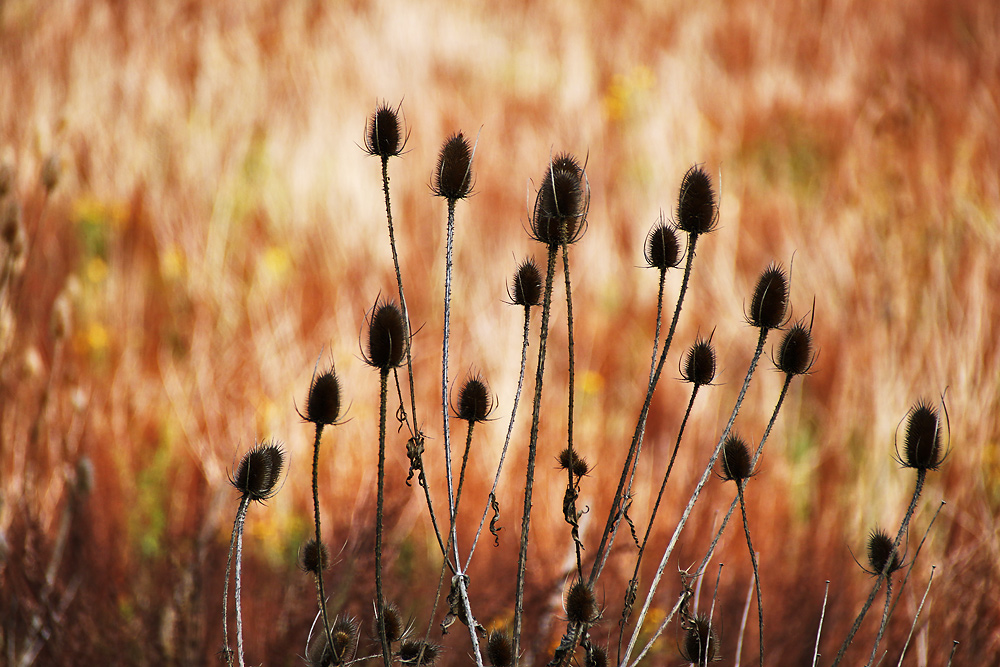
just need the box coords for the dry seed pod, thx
[747,263,789,330]
[899,400,946,471]
[305,368,343,426]
[230,440,285,502]
[455,373,493,423]
[718,433,754,482]
[398,639,440,665]
[645,215,682,270]
[509,257,542,307]
[365,101,406,159]
[486,629,513,667]
[865,528,902,576]
[299,538,329,574]
[373,602,406,644]
[681,335,717,387]
[585,643,608,667]
[679,614,720,663]
[776,316,815,375]
[329,616,359,663]
[433,132,473,200]
[565,579,598,624]
[676,165,717,236]
[364,299,407,371]
[531,152,588,246]
[557,447,590,478]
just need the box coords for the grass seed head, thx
[305,368,342,426]
[486,629,513,667]
[681,336,717,386]
[901,400,945,471]
[747,263,789,330]
[676,165,717,236]
[565,579,598,624]
[455,373,493,423]
[866,528,902,576]
[231,440,285,502]
[433,132,473,200]
[365,100,405,159]
[365,299,407,371]
[645,215,682,270]
[679,614,720,664]
[509,257,542,307]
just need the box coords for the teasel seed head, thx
[775,313,816,376]
[364,299,407,371]
[454,372,493,423]
[865,528,902,576]
[330,616,359,663]
[373,601,406,644]
[680,334,717,387]
[718,433,754,483]
[645,214,682,270]
[898,400,947,471]
[306,632,334,667]
[486,629,513,667]
[398,639,440,665]
[299,538,329,574]
[557,447,591,478]
[508,257,542,307]
[679,614,720,663]
[365,100,407,159]
[565,579,599,624]
[585,643,608,667]
[304,368,343,426]
[230,440,285,502]
[433,132,473,200]
[41,152,61,194]
[747,262,789,330]
[531,152,588,247]
[676,165,718,236]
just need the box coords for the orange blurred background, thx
[2,1,998,664]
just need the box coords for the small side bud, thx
[433,132,473,200]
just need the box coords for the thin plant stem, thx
[812,581,831,667]
[887,501,945,623]
[736,485,763,667]
[647,268,667,389]
[311,424,334,650]
[896,566,935,667]
[946,641,959,666]
[234,499,249,667]
[561,241,583,578]
[735,575,754,667]
[222,495,250,667]
[454,422,476,525]
[513,243,558,667]
[866,576,894,667]
[443,197,458,567]
[375,370,391,667]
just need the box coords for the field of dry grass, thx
[2,0,999,665]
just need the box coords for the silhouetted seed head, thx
[901,401,945,471]
[719,434,754,482]
[681,336,717,386]
[486,629,513,667]
[231,440,285,502]
[565,579,598,624]
[305,369,342,426]
[676,165,717,236]
[531,153,588,247]
[299,538,329,574]
[374,602,405,644]
[398,639,440,666]
[433,132,473,200]
[509,258,542,307]
[866,528,902,576]
[330,616,359,663]
[557,447,591,478]
[747,263,789,330]
[365,300,407,371]
[645,216,682,270]
[41,152,60,193]
[365,101,405,159]
[551,152,583,177]
[776,319,815,375]
[455,373,493,423]
[679,614,719,664]
[585,643,608,667]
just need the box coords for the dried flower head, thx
[747,263,789,330]
[775,314,815,376]
[486,629,513,667]
[897,400,947,471]
[645,215,682,270]
[676,165,717,236]
[531,152,588,247]
[585,643,608,667]
[718,433,754,482]
[230,440,285,502]
[680,614,720,663]
[329,616,359,663]
[306,632,334,667]
[373,602,406,644]
[454,373,493,423]
[681,335,717,387]
[865,528,902,576]
[557,447,590,478]
[365,100,407,159]
[509,257,543,307]
[299,538,329,574]
[398,639,440,666]
[565,579,599,624]
[433,132,473,200]
[304,368,343,426]
[364,299,407,371]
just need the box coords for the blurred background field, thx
[1,0,998,664]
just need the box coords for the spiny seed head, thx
[680,614,720,663]
[676,165,717,236]
[455,373,492,423]
[486,629,513,667]
[365,299,407,371]
[305,369,342,426]
[365,100,405,158]
[557,447,591,478]
[230,440,284,502]
[330,616,359,662]
[374,602,405,644]
[306,632,334,667]
[644,216,682,270]
[531,153,588,247]
[747,263,789,330]
[776,318,815,375]
[299,538,329,574]
[565,579,598,624]
[585,644,608,667]
[433,132,473,200]
[509,258,542,307]
[398,639,440,665]
[681,336,717,386]
[719,433,754,482]
[901,401,945,471]
[866,528,902,576]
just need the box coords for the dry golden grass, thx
[2,0,998,665]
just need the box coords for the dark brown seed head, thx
[719,433,754,482]
[676,165,717,236]
[486,629,513,667]
[866,528,902,576]
[679,614,719,664]
[365,101,405,159]
[557,447,590,478]
[299,538,329,574]
[365,299,407,371]
[565,579,598,624]
[433,132,473,200]
[645,216,682,270]
[306,632,334,667]
[585,643,608,667]
[509,258,543,307]
[455,373,492,423]
[747,263,789,330]
[231,440,285,502]
[902,401,944,471]
[681,336,717,386]
[330,616,359,663]
[398,639,440,665]
[531,153,588,247]
[306,369,342,426]
[776,318,815,375]
[374,602,405,644]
